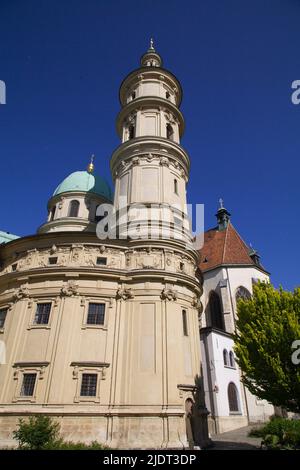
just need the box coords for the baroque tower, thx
[107,42,208,448]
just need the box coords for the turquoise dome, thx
[53,171,112,200]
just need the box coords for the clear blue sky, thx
[0,0,299,290]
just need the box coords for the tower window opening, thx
[11,263,17,272]
[0,308,8,328]
[129,124,135,140]
[68,200,80,217]
[131,91,136,100]
[182,310,188,336]
[166,123,174,140]
[48,257,58,265]
[166,91,170,99]
[96,257,107,266]
[180,262,184,271]
[174,178,178,194]
[49,206,56,221]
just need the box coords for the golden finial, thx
[87,154,95,174]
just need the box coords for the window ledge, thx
[27,325,51,330]
[224,365,236,370]
[81,325,107,330]
[229,411,242,415]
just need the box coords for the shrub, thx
[43,439,109,450]
[13,415,60,450]
[12,415,109,450]
[249,418,300,449]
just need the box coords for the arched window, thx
[228,382,239,412]
[131,91,136,100]
[229,351,235,368]
[208,291,224,330]
[174,178,178,194]
[166,123,174,140]
[68,200,79,217]
[49,206,56,221]
[223,349,229,366]
[236,286,251,302]
[129,124,135,140]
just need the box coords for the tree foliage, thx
[13,415,60,449]
[233,282,300,413]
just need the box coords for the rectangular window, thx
[80,373,97,397]
[182,310,188,336]
[96,257,107,266]
[20,373,37,396]
[87,303,105,325]
[0,308,8,328]
[34,303,51,325]
[48,257,58,265]
[11,263,17,271]
[174,178,178,194]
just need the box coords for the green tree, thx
[233,282,300,413]
[13,415,60,449]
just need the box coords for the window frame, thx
[72,365,104,403]
[33,302,52,326]
[12,364,48,403]
[68,200,80,218]
[223,349,229,366]
[81,299,109,330]
[86,302,106,326]
[228,382,241,414]
[80,373,98,397]
[28,300,56,330]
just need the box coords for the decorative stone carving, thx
[161,288,177,301]
[192,296,202,311]
[100,245,106,254]
[61,281,79,297]
[13,286,30,301]
[159,156,169,167]
[116,287,134,300]
[50,245,57,254]
[146,153,155,162]
[57,197,65,209]
[132,156,140,166]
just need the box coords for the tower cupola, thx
[216,198,231,231]
[140,38,162,67]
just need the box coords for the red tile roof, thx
[199,222,256,272]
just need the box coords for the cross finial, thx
[219,198,224,209]
[87,154,95,174]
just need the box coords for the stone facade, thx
[0,44,209,449]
